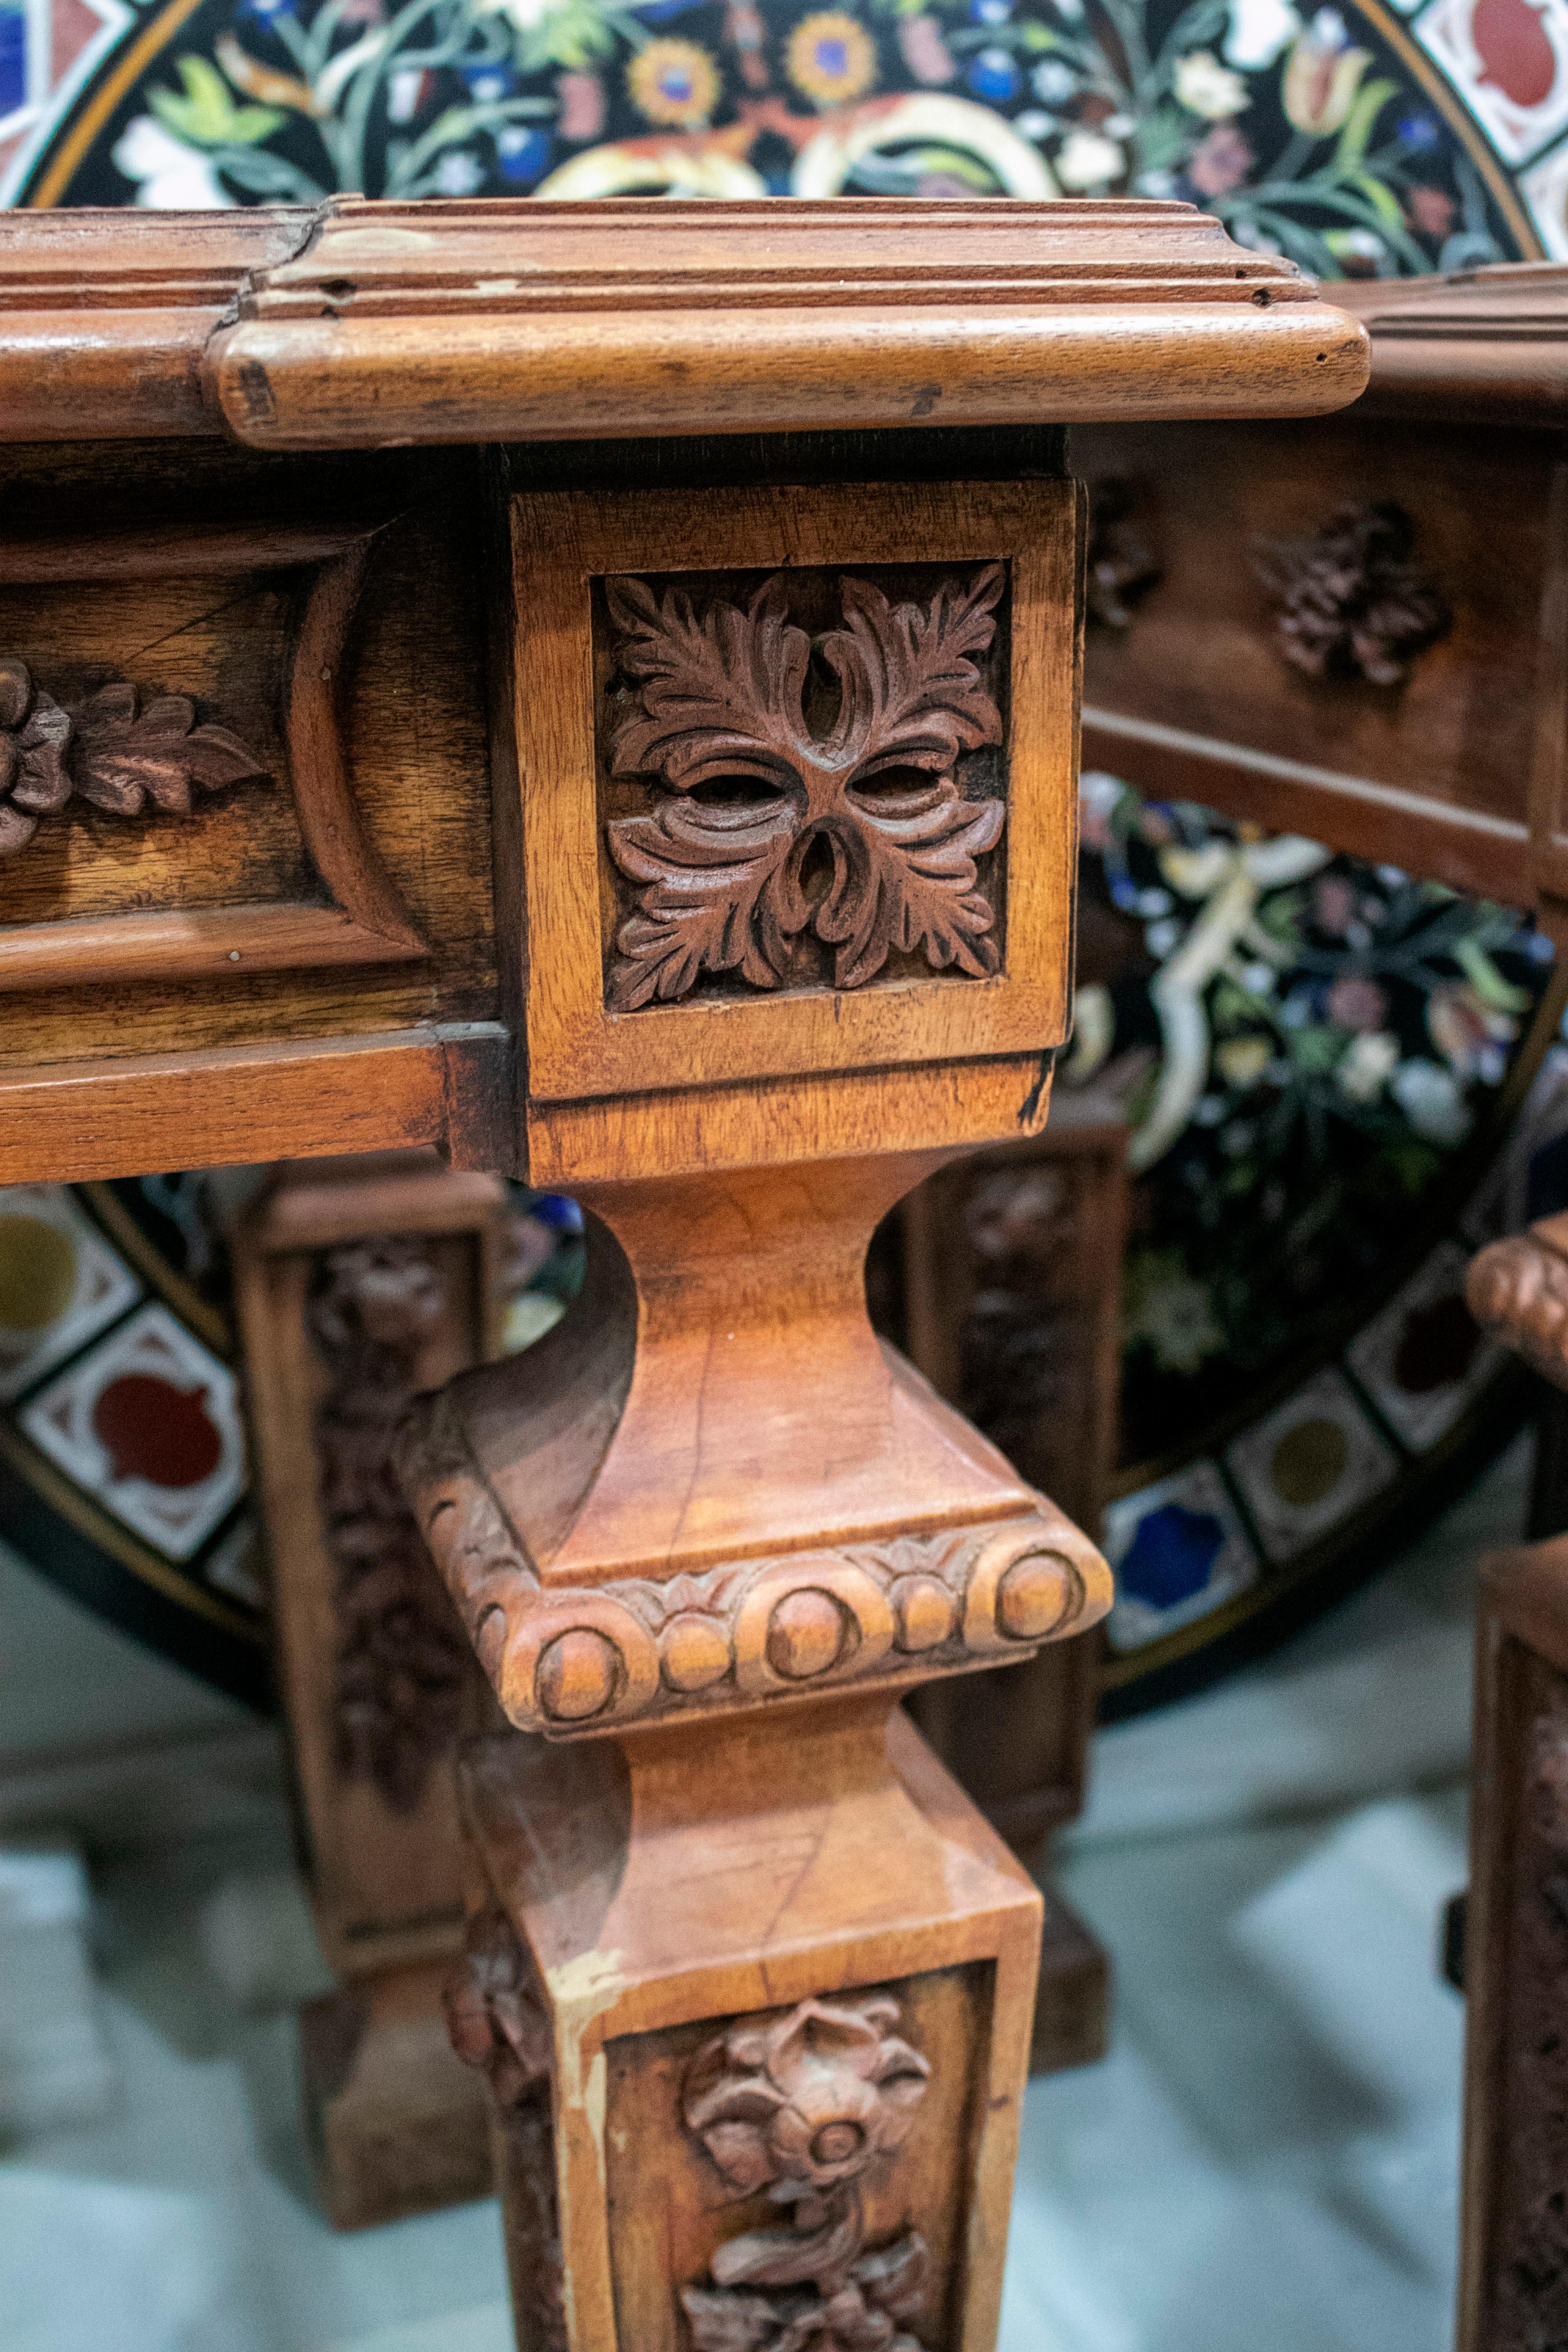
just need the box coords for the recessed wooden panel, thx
[1076,414,1553,901]
[603,1963,993,2352]
[510,478,1081,1108]
[0,570,298,928]
[0,445,500,1078]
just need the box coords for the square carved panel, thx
[594,560,1011,1013]
[509,479,1081,1110]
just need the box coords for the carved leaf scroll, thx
[604,567,1006,1011]
[681,1991,933,2352]
[0,657,267,857]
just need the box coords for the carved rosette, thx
[1250,500,1449,687]
[0,657,268,856]
[396,1399,1108,1735]
[681,1991,932,2352]
[601,565,1007,1010]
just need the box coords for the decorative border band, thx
[404,1420,1112,1735]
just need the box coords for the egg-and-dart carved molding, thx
[602,563,1007,1012]
[396,1399,1105,1735]
[0,523,426,994]
[1251,500,1451,688]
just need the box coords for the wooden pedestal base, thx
[301,1957,492,2231]
[447,1699,1041,2352]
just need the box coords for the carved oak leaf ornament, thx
[604,567,1006,1010]
[681,1993,932,2352]
[0,661,70,855]
[0,657,268,857]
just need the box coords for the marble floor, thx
[1,1442,1525,2352]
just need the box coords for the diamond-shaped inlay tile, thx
[20,1304,245,1559]
[0,1185,140,1403]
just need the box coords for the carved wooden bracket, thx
[681,1991,932,2352]
[0,656,267,857]
[1251,499,1450,687]
[603,564,1007,1010]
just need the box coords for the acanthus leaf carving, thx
[603,566,1006,1011]
[681,1991,932,2352]
[0,656,268,856]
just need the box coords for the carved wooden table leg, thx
[405,1158,1110,2351]
[1454,1224,1568,2345]
[1451,1537,1568,2352]
[896,1100,1128,2076]
[232,1149,510,2228]
[392,462,1114,2349]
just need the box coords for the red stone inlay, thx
[93,1373,222,1489]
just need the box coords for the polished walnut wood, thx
[1470,1214,1568,1390]
[203,198,1366,451]
[0,195,1365,2349]
[1456,1538,1568,2352]
[232,1151,508,2228]
[1077,265,1568,916]
[897,1101,1127,2078]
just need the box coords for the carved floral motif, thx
[682,1992,932,2352]
[603,566,1006,1010]
[1250,501,1450,687]
[0,658,268,856]
[444,1904,567,2352]
[310,1237,474,1812]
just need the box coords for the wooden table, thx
[1079,258,1568,2352]
[0,195,1361,2349]
[1077,262,1568,924]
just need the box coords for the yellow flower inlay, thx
[787,11,877,106]
[626,37,720,128]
